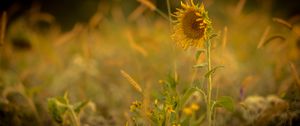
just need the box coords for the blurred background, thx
[0,0,300,125]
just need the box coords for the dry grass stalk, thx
[128,5,146,21]
[264,35,285,46]
[55,24,83,46]
[257,26,271,48]
[289,62,300,89]
[0,12,7,46]
[138,0,156,11]
[89,12,103,28]
[120,70,143,93]
[222,26,228,49]
[273,18,293,30]
[235,0,246,16]
[125,30,148,56]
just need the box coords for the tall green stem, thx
[206,40,212,126]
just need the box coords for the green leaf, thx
[193,63,208,68]
[214,96,234,112]
[181,88,196,108]
[55,92,69,105]
[47,98,68,123]
[194,87,207,100]
[192,114,205,125]
[63,92,70,104]
[205,66,224,78]
[195,49,206,61]
[55,96,68,104]
[209,34,218,39]
[181,87,207,108]
[74,100,89,114]
[167,74,177,89]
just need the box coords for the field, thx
[1,0,300,126]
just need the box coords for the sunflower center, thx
[182,10,205,39]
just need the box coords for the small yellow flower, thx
[183,107,193,115]
[190,103,199,111]
[166,105,175,113]
[146,109,154,116]
[172,124,181,126]
[183,103,200,115]
[172,0,212,50]
[130,101,142,112]
[158,80,164,84]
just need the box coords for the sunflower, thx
[172,0,212,50]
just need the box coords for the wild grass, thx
[0,0,300,126]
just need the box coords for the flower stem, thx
[69,106,80,126]
[206,39,212,126]
[166,0,172,26]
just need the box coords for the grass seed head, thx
[138,0,156,11]
[120,70,143,93]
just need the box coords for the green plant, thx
[124,0,235,126]
[47,92,89,126]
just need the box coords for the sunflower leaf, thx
[205,66,224,78]
[214,96,234,112]
[195,49,206,61]
[193,63,208,68]
[47,98,68,123]
[209,33,218,40]
[74,100,89,114]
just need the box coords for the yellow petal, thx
[190,0,195,7]
[196,18,203,21]
[200,3,205,11]
[196,12,201,16]
[181,1,188,9]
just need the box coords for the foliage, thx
[47,92,89,126]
